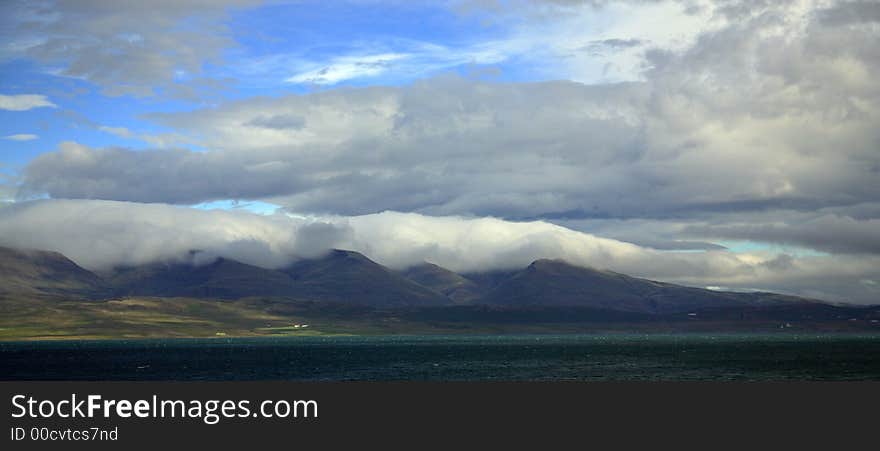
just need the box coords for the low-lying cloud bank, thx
[0,199,876,304]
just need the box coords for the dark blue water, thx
[2,334,879,381]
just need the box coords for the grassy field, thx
[2,295,878,340]
[0,296,304,340]
[0,295,508,340]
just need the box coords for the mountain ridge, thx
[0,246,105,298]
[481,258,766,314]
[0,245,832,313]
[401,262,487,304]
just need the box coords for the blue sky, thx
[1,0,878,303]
[0,0,707,159]
[0,0,692,165]
[2,1,503,164]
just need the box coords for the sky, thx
[0,0,878,304]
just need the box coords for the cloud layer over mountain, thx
[1,199,877,304]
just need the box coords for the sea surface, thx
[2,334,879,381]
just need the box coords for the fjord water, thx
[2,334,879,381]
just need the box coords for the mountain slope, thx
[106,256,296,299]
[401,263,486,304]
[0,246,105,298]
[106,249,452,306]
[481,259,810,314]
[282,250,451,307]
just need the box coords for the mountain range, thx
[3,244,879,339]
[0,245,818,314]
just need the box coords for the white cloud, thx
[3,134,39,141]
[285,53,410,85]
[98,126,133,138]
[241,38,510,87]
[0,94,56,111]
[96,125,191,148]
[447,0,727,83]
[244,1,722,87]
